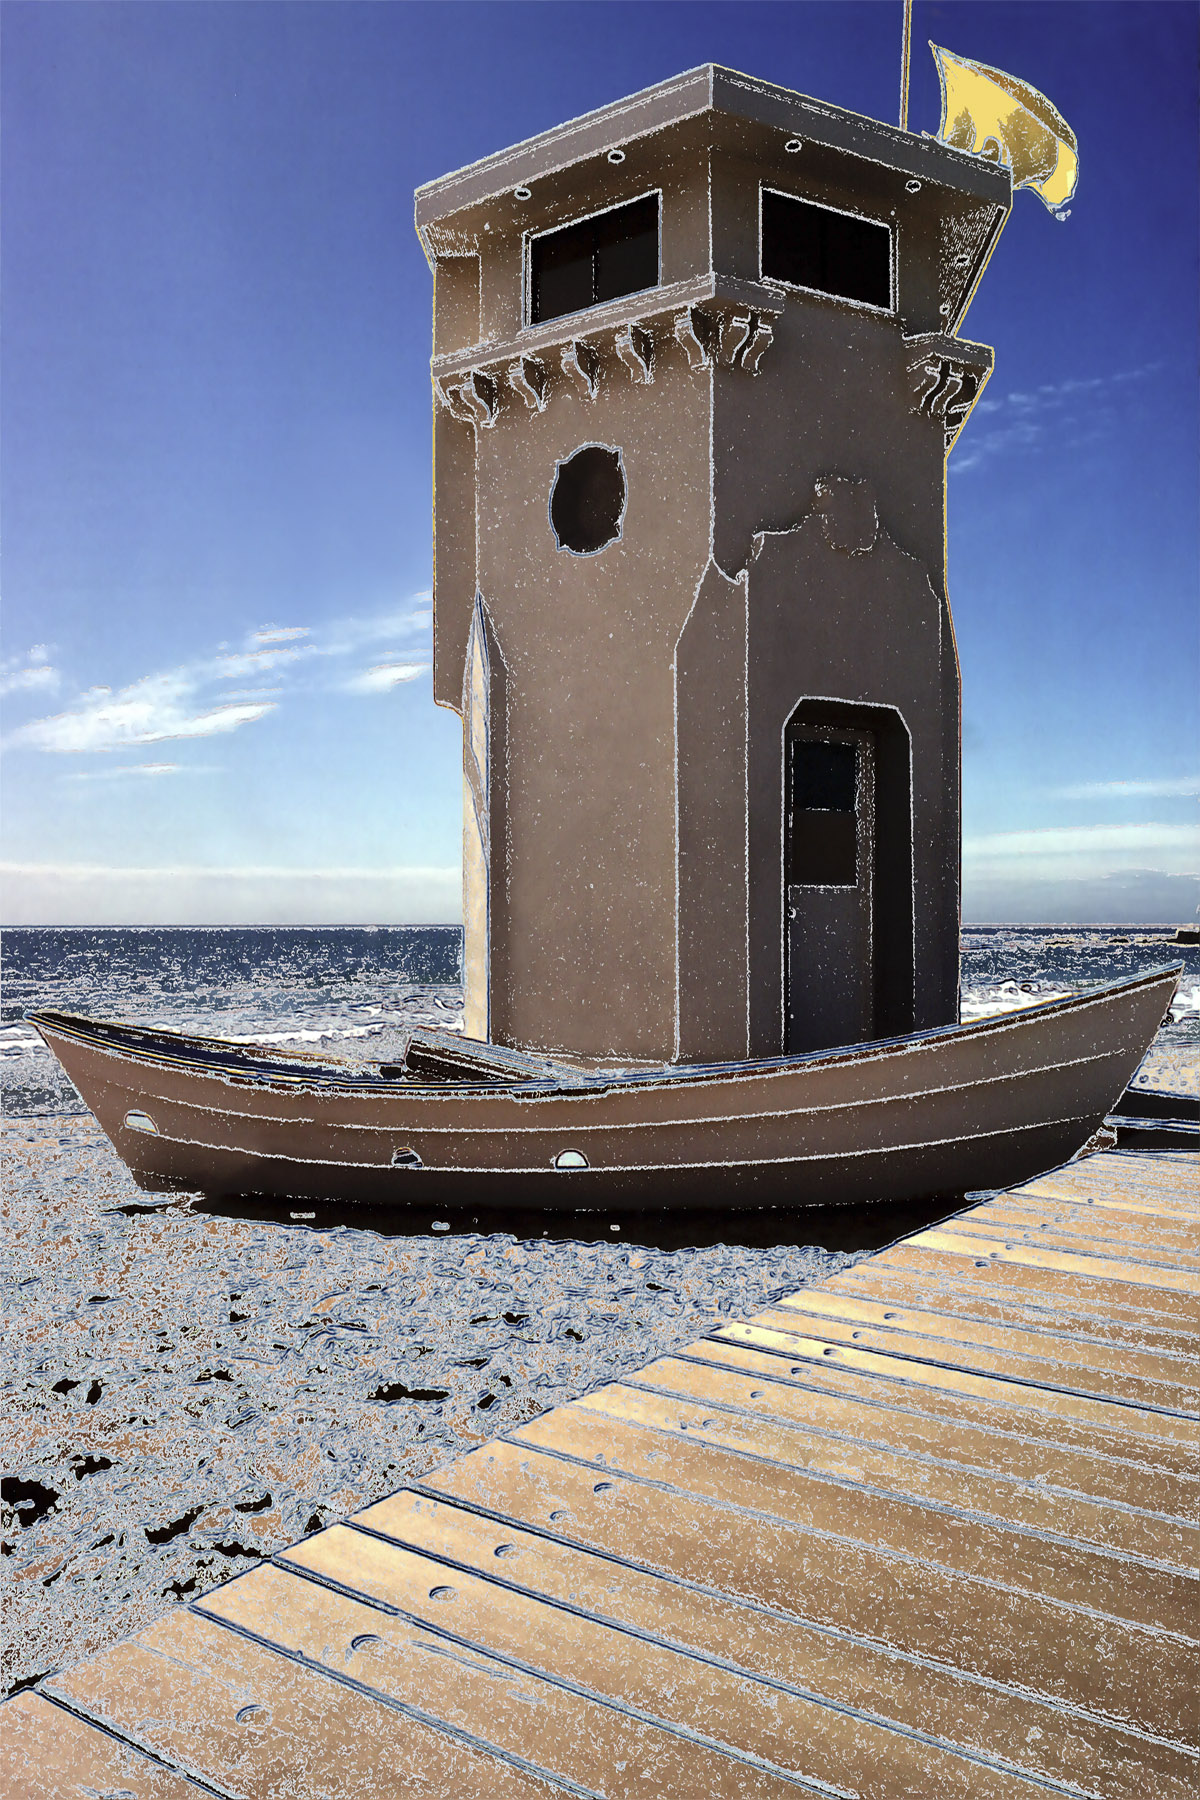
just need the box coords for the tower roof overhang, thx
[415,63,1012,281]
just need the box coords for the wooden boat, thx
[30,965,1179,1214]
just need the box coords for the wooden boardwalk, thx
[5,1146,1198,1798]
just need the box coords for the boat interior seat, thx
[396,1026,593,1087]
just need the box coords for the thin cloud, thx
[964,821,1197,884]
[213,646,307,679]
[9,673,276,754]
[250,625,310,645]
[1,859,458,881]
[955,362,1163,476]
[1052,775,1199,800]
[346,661,429,693]
[965,822,1195,856]
[5,595,432,756]
[1,647,60,698]
[60,762,212,782]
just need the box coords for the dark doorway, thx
[786,728,875,1051]
[784,702,914,1051]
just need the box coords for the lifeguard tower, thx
[415,65,1011,1064]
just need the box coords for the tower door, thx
[785,727,875,1052]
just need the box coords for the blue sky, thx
[2,0,1196,926]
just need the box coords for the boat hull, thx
[31,967,1179,1213]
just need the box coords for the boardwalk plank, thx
[642,1348,1200,1523]
[898,1230,1200,1297]
[10,1146,1198,1795]
[251,1534,1049,1799]
[772,1288,1199,1397]
[423,1436,1198,1739]
[348,1491,1200,1800]
[1018,1181,1200,1224]
[755,1302,1199,1412]
[1015,1154,1200,1218]
[851,1244,1199,1326]
[715,1321,1200,1458]
[579,1372,1200,1570]
[42,1606,566,1799]
[932,1209,1200,1268]
[825,1263,1200,1359]
[964,1197,1200,1256]
[198,1558,819,1800]
[509,1401,1200,1632]
[685,1338,1200,1502]
[0,1693,210,1800]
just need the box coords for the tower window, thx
[530,195,660,325]
[788,739,859,885]
[762,190,892,311]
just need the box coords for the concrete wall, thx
[474,344,712,1058]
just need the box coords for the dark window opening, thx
[550,446,625,555]
[789,740,858,885]
[531,195,659,325]
[762,190,891,311]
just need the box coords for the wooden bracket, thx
[614,321,654,384]
[561,340,600,398]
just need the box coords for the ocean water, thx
[2,923,1195,1695]
[3,922,1196,1118]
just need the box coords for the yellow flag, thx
[930,44,1078,211]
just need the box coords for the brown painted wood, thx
[348,1491,1200,1800]
[422,1435,1198,1740]
[199,1558,815,1800]
[0,1692,209,1800]
[755,1302,1199,1413]
[582,1367,1200,1568]
[43,1606,565,1799]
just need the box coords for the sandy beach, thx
[3,1110,859,1695]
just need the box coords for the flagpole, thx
[899,0,913,130]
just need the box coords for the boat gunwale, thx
[39,1044,1122,1141]
[27,964,1181,1101]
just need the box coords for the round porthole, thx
[607,148,626,165]
[550,445,625,555]
[513,184,532,200]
